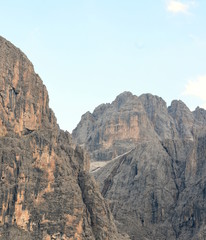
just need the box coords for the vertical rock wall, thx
[0,36,125,240]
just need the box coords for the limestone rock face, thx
[0,37,57,136]
[73,92,206,239]
[0,36,125,240]
[73,92,157,161]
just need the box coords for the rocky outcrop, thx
[73,92,206,239]
[0,36,126,239]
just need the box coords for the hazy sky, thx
[0,0,206,132]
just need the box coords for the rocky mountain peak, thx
[112,91,140,111]
[73,91,206,161]
[73,91,157,161]
[0,36,126,239]
[113,91,134,104]
[73,91,206,239]
[168,100,195,139]
[193,107,206,125]
[139,93,167,112]
[0,36,57,137]
[169,99,192,117]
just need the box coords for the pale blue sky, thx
[0,0,206,131]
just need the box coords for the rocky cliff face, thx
[73,92,157,161]
[73,92,206,239]
[0,36,127,240]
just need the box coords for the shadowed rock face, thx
[0,36,127,240]
[73,92,206,239]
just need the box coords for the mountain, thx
[72,92,156,162]
[73,92,206,239]
[0,36,128,240]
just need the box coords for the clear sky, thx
[0,0,206,132]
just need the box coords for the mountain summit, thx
[73,91,206,239]
[0,36,127,239]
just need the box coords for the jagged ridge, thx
[73,91,206,239]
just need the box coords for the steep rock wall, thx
[0,36,126,240]
[74,91,206,239]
